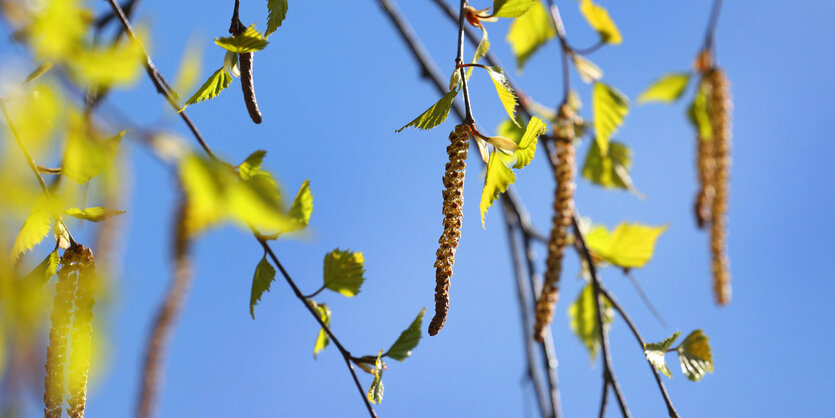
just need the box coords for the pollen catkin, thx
[67,245,96,418]
[534,104,576,342]
[707,68,732,305]
[694,134,716,229]
[44,249,78,418]
[239,52,262,124]
[428,123,470,336]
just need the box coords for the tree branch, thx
[455,0,474,124]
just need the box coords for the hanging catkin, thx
[44,248,78,418]
[428,123,470,336]
[238,51,262,124]
[534,104,576,342]
[67,245,96,418]
[707,68,732,305]
[694,132,716,229]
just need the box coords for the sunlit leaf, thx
[22,249,60,287]
[64,207,125,222]
[492,0,535,17]
[11,199,53,259]
[569,283,613,361]
[323,249,365,297]
[24,62,53,85]
[386,307,425,361]
[466,28,490,80]
[585,223,667,269]
[638,73,691,104]
[480,150,516,227]
[396,89,458,132]
[311,301,331,358]
[70,34,144,87]
[238,150,267,180]
[367,349,385,404]
[181,67,233,110]
[592,82,629,154]
[484,66,519,126]
[287,180,313,229]
[677,330,714,381]
[249,254,276,319]
[579,0,622,44]
[173,39,204,100]
[215,25,268,53]
[688,80,713,140]
[28,0,87,60]
[582,140,636,192]
[5,84,61,153]
[572,54,603,84]
[644,331,680,378]
[266,0,289,37]
[512,116,546,169]
[62,118,123,184]
[506,1,555,71]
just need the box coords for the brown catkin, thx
[694,134,716,229]
[67,246,96,418]
[428,123,470,336]
[534,104,576,342]
[239,52,262,124]
[707,68,732,305]
[44,249,78,418]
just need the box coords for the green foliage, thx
[688,80,713,140]
[64,207,125,222]
[22,249,60,287]
[569,283,613,361]
[581,140,636,192]
[367,350,385,404]
[644,331,681,378]
[287,180,314,229]
[396,89,458,132]
[484,66,519,126]
[506,1,555,70]
[492,0,536,18]
[11,199,53,259]
[592,82,629,154]
[215,25,269,53]
[310,301,331,358]
[638,73,691,104]
[480,150,516,227]
[585,222,667,269]
[467,29,490,80]
[62,122,123,184]
[323,249,366,297]
[678,330,714,381]
[181,67,233,110]
[386,308,425,361]
[249,254,276,319]
[266,0,289,38]
[572,54,603,84]
[579,0,622,44]
[511,116,547,169]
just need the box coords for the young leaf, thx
[311,301,331,358]
[12,200,52,259]
[63,118,123,184]
[506,1,555,71]
[579,0,622,44]
[480,150,517,227]
[64,207,126,222]
[22,249,60,286]
[367,350,385,405]
[512,116,547,169]
[677,330,714,381]
[249,254,276,319]
[215,25,269,53]
[266,0,289,37]
[582,140,637,192]
[592,82,629,154]
[323,249,365,297]
[396,89,458,132]
[572,54,603,84]
[638,73,691,104]
[484,66,520,126]
[386,307,425,361]
[584,223,667,269]
[181,67,233,110]
[287,180,313,228]
[492,0,535,18]
[644,331,681,378]
[69,35,145,87]
[688,80,713,140]
[466,28,490,80]
[569,283,614,361]
[238,150,268,180]
[173,39,203,100]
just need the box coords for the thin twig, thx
[598,378,609,418]
[0,100,49,194]
[455,0,474,124]
[703,0,724,54]
[624,271,668,328]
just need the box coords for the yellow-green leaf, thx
[180,155,229,235]
[173,39,204,100]
[367,349,385,404]
[266,0,289,37]
[22,249,60,287]
[484,66,520,126]
[585,223,667,268]
[677,330,714,381]
[215,25,269,53]
[238,150,267,180]
[311,301,331,358]
[69,35,144,87]
[638,73,691,104]
[492,0,535,17]
[506,1,555,71]
[644,331,680,378]
[581,140,636,192]
[569,283,613,361]
[688,79,713,140]
[480,150,516,227]
[249,253,276,319]
[592,82,629,154]
[11,199,52,259]
[27,0,87,61]
[467,28,490,80]
[181,67,233,110]
[572,54,603,84]
[323,249,365,297]
[64,207,125,222]
[287,180,313,229]
[386,307,425,361]
[396,89,458,132]
[512,116,547,169]
[579,0,622,44]
[62,117,123,184]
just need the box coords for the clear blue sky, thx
[4,0,834,416]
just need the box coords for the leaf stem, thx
[302,284,327,300]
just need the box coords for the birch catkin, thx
[534,104,576,342]
[694,134,716,229]
[238,51,262,124]
[428,123,470,336]
[44,251,77,418]
[707,68,732,305]
[67,245,96,418]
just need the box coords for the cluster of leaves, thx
[644,330,714,381]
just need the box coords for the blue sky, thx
[4,0,834,416]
